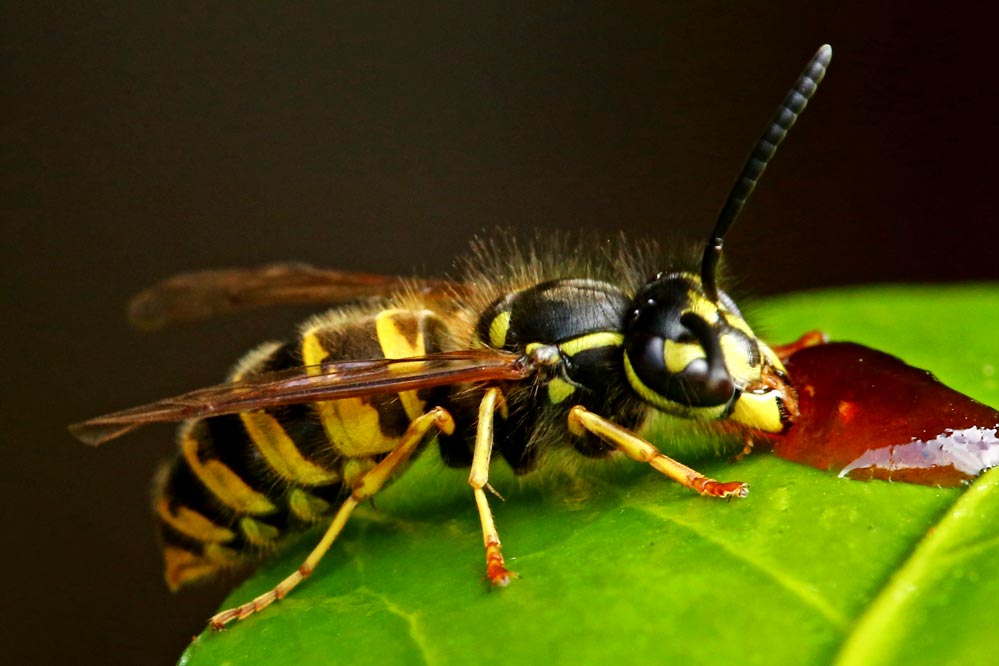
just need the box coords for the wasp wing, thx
[70,350,530,446]
[128,262,470,330]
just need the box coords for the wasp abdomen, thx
[156,308,450,589]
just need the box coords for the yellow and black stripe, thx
[156,308,449,589]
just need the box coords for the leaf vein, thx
[633,504,849,629]
[357,586,431,666]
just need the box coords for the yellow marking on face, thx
[163,546,220,591]
[559,332,624,357]
[302,329,400,458]
[488,310,512,348]
[156,498,235,544]
[724,312,755,337]
[547,377,576,404]
[759,340,787,374]
[663,339,706,375]
[239,517,281,546]
[182,432,277,515]
[730,390,784,433]
[685,295,720,324]
[376,309,429,421]
[719,332,760,386]
[623,352,727,419]
[673,402,728,421]
[289,488,333,523]
[240,410,341,485]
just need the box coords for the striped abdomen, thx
[156,308,449,589]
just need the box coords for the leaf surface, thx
[179,285,999,666]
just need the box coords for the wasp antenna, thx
[701,44,832,302]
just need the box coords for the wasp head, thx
[622,272,789,432]
[621,44,832,430]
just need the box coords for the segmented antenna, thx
[701,44,832,302]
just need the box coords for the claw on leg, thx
[485,538,514,587]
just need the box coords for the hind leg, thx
[208,406,455,629]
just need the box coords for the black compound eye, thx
[626,315,735,408]
[625,277,736,409]
[626,332,668,394]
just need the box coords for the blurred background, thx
[3,3,997,664]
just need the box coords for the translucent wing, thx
[70,350,531,446]
[128,262,469,330]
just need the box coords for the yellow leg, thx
[469,388,516,587]
[567,406,748,499]
[771,329,827,362]
[208,407,456,630]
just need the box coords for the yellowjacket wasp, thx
[71,45,831,629]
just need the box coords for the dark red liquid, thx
[770,342,999,486]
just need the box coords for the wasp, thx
[71,45,831,630]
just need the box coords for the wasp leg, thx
[771,330,827,362]
[567,406,748,498]
[733,431,756,461]
[208,407,456,630]
[469,387,516,587]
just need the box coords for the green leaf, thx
[179,285,999,666]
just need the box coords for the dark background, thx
[4,3,997,664]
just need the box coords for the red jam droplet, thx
[770,342,999,486]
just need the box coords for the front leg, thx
[567,406,748,498]
[771,330,827,363]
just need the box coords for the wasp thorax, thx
[623,274,738,412]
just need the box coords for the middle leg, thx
[468,387,515,586]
